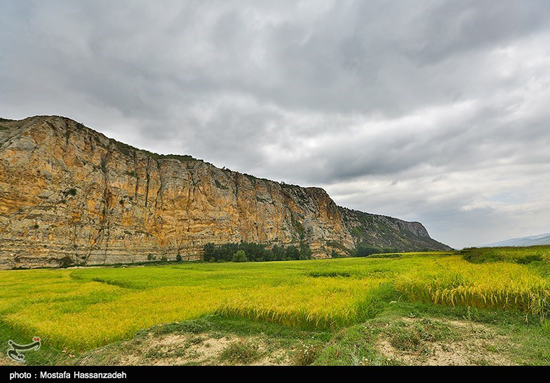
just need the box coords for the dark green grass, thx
[461,245,550,264]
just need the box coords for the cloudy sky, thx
[2,0,550,248]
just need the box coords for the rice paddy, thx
[1,249,550,355]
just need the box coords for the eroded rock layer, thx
[0,116,450,269]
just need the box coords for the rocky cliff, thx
[0,116,450,269]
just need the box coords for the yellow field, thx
[1,252,549,351]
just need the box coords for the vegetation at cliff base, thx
[202,242,312,262]
[1,247,550,365]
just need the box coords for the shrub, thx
[516,254,543,264]
[203,243,216,262]
[300,242,312,260]
[59,256,74,268]
[285,245,300,260]
[463,252,504,264]
[232,250,247,263]
[366,253,401,259]
[219,340,261,365]
[292,344,322,366]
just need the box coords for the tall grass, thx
[1,250,549,351]
[395,257,550,317]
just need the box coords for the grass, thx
[461,246,550,264]
[395,257,550,316]
[219,340,262,364]
[384,318,458,353]
[2,248,550,365]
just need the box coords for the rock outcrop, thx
[0,116,450,269]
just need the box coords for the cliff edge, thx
[0,116,450,269]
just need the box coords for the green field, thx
[2,248,550,365]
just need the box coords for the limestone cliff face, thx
[0,116,450,269]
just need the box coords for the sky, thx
[2,0,550,249]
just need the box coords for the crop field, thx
[2,248,550,365]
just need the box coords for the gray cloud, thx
[2,0,550,248]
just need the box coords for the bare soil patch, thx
[77,332,291,366]
[375,317,516,366]
[0,355,19,366]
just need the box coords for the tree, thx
[285,245,300,260]
[354,242,383,257]
[272,245,285,261]
[232,250,247,262]
[299,242,312,260]
[203,243,216,262]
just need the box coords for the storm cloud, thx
[2,0,550,248]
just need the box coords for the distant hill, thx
[485,233,550,247]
